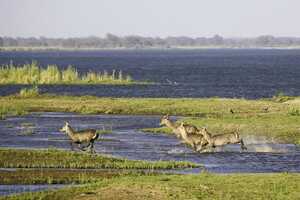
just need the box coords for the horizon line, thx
[2,34,300,39]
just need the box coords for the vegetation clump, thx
[0,61,135,85]
[272,91,294,103]
[288,109,300,116]
[19,85,40,98]
[0,103,27,120]
[0,148,199,170]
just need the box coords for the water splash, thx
[167,148,188,154]
[243,135,293,153]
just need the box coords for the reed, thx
[0,61,135,85]
[19,85,40,98]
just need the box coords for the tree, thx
[0,37,3,47]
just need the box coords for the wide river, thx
[0,49,300,98]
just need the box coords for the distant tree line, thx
[1,34,300,49]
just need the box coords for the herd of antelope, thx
[160,115,247,152]
[59,114,247,154]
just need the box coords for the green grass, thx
[0,61,138,85]
[0,102,27,120]
[0,148,199,170]
[2,173,300,200]
[0,169,156,185]
[19,85,40,98]
[0,95,299,144]
[96,129,113,135]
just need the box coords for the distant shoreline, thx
[1,46,300,52]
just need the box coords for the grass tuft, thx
[288,109,300,116]
[0,61,137,85]
[19,85,40,98]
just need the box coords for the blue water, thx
[0,184,65,196]
[1,113,299,173]
[0,49,300,98]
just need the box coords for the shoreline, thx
[2,46,300,52]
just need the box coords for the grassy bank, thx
[0,62,137,85]
[0,169,157,185]
[0,95,299,144]
[0,149,198,170]
[2,173,300,200]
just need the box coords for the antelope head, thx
[159,114,170,126]
[60,121,70,133]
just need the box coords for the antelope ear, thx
[180,122,184,126]
[65,121,69,126]
[166,114,169,119]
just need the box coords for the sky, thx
[1,0,300,38]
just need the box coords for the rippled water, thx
[0,184,65,196]
[1,49,300,98]
[0,112,299,173]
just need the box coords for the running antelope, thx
[159,115,199,139]
[160,115,207,149]
[59,122,99,153]
[178,122,207,151]
[197,127,247,152]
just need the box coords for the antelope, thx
[160,115,207,150]
[197,127,247,152]
[159,114,199,139]
[178,122,207,151]
[59,122,99,153]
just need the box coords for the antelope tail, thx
[92,133,99,140]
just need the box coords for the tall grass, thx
[0,61,134,84]
[0,104,27,120]
[19,85,40,98]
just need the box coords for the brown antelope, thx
[160,115,199,139]
[160,115,207,150]
[198,127,247,152]
[59,122,99,153]
[178,122,207,151]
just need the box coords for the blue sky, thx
[1,0,299,38]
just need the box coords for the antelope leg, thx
[70,141,75,151]
[240,139,247,151]
[90,142,96,154]
[79,143,92,151]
